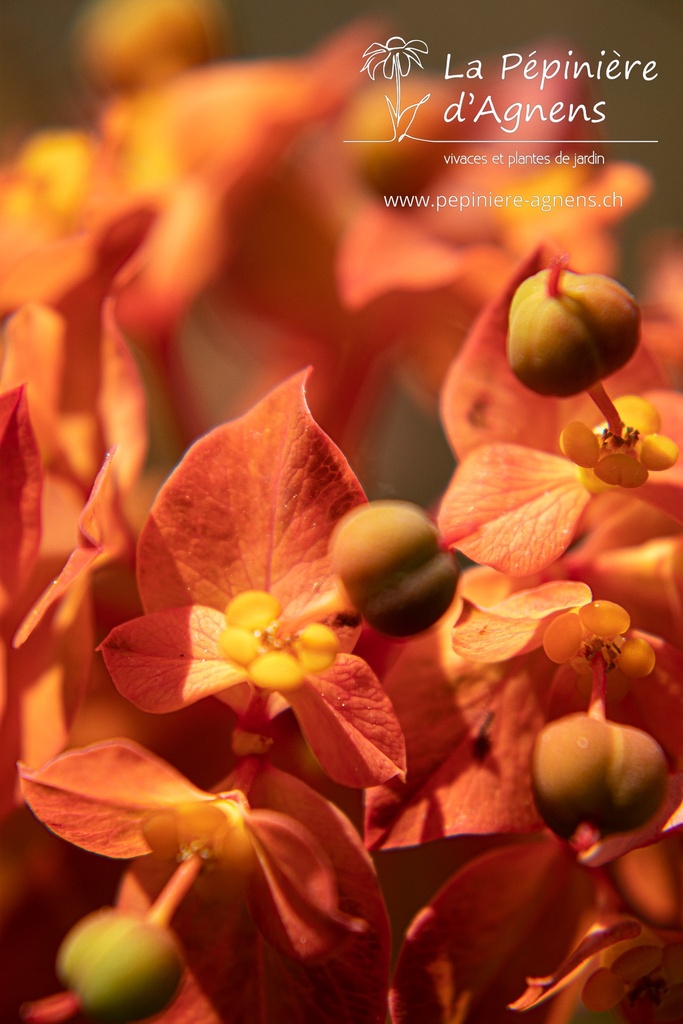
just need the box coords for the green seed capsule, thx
[329,500,459,636]
[57,909,184,1023]
[531,714,667,840]
[507,269,640,397]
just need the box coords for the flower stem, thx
[229,753,263,795]
[588,656,608,721]
[587,382,624,437]
[20,992,81,1024]
[546,253,570,298]
[146,853,203,928]
[570,820,602,854]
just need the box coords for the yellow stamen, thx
[613,396,661,435]
[225,590,281,630]
[579,601,630,638]
[639,434,679,472]
[617,637,656,678]
[143,798,256,873]
[218,625,260,666]
[593,453,648,488]
[220,589,339,692]
[561,394,677,493]
[294,623,340,674]
[250,651,305,692]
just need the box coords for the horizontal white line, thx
[344,138,658,144]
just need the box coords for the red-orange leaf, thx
[117,763,391,1024]
[510,917,641,1012]
[14,448,131,647]
[0,386,42,617]
[136,370,365,616]
[336,202,466,311]
[247,808,366,960]
[438,444,589,576]
[18,740,209,857]
[98,298,148,493]
[3,587,93,816]
[99,604,245,713]
[287,655,406,788]
[390,837,596,1024]
[439,247,554,460]
[451,581,592,661]
[364,623,551,849]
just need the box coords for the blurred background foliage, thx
[0,0,681,277]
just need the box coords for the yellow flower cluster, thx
[218,590,339,692]
[560,395,679,491]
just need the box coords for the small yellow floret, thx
[639,434,679,472]
[225,590,281,631]
[212,802,256,873]
[617,637,656,678]
[218,626,260,667]
[543,611,583,664]
[15,130,93,232]
[142,808,180,860]
[579,600,630,638]
[610,945,663,983]
[294,623,340,674]
[581,967,626,1013]
[614,395,661,435]
[143,798,255,871]
[176,801,231,847]
[594,453,648,489]
[249,651,305,692]
[578,466,614,494]
[560,421,600,468]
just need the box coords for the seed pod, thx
[329,500,459,636]
[57,909,184,1023]
[531,713,667,839]
[507,269,640,397]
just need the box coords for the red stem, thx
[229,754,263,796]
[547,253,570,298]
[588,655,608,721]
[587,382,624,437]
[20,992,81,1024]
[240,689,272,735]
[569,820,602,854]
[146,853,203,928]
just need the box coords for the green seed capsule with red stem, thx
[531,713,668,842]
[329,500,460,637]
[507,261,640,397]
[55,909,184,1024]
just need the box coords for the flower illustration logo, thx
[360,36,431,141]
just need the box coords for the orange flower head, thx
[543,598,656,703]
[560,394,679,492]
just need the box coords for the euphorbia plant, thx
[5,13,683,1024]
[15,252,683,1024]
[99,371,406,789]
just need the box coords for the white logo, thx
[359,36,431,141]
